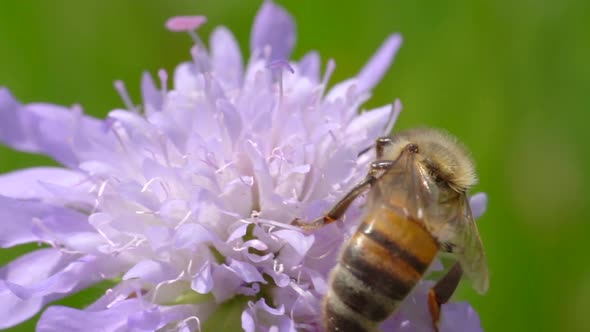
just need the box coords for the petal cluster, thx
[0,1,483,331]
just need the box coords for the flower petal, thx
[7,252,122,293]
[211,26,243,90]
[345,104,393,145]
[59,290,206,332]
[0,167,89,200]
[0,249,65,329]
[38,300,147,332]
[0,88,114,167]
[440,302,483,332]
[0,288,43,330]
[141,71,163,114]
[128,307,162,330]
[210,264,243,302]
[0,249,124,329]
[356,33,402,93]
[470,192,488,220]
[0,87,35,151]
[250,0,296,61]
[273,229,314,266]
[228,259,266,284]
[123,259,179,284]
[298,51,321,83]
[191,262,214,294]
[241,307,256,332]
[241,298,290,332]
[0,195,88,248]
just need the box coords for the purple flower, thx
[0,1,486,331]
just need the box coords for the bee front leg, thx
[293,160,396,230]
[428,262,463,332]
[356,136,393,159]
[375,136,394,159]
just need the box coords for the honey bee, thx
[293,128,489,332]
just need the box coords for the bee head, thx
[382,128,477,192]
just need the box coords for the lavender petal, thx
[0,167,89,200]
[38,300,145,332]
[440,302,483,332]
[0,88,114,167]
[345,104,394,144]
[211,26,244,90]
[470,192,488,220]
[250,0,296,61]
[0,195,90,248]
[0,249,122,328]
[0,249,66,329]
[141,71,163,114]
[356,33,403,93]
[298,51,321,83]
[123,259,179,285]
[0,288,43,330]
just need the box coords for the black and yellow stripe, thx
[323,207,439,331]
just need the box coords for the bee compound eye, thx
[407,143,419,153]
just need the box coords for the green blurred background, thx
[0,0,588,331]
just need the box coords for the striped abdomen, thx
[323,207,439,332]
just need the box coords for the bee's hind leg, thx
[428,262,463,332]
[292,159,396,230]
[292,174,376,230]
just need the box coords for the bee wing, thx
[375,152,489,294]
[372,152,439,221]
[450,194,489,294]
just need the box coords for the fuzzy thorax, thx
[382,128,477,192]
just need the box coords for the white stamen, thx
[384,99,402,135]
[188,30,206,51]
[273,260,284,274]
[116,235,146,253]
[256,218,301,231]
[308,240,340,260]
[134,210,156,216]
[190,46,209,73]
[140,177,164,193]
[93,220,118,247]
[174,210,193,229]
[151,270,186,303]
[267,60,294,104]
[158,69,168,96]
[96,179,109,197]
[178,316,202,332]
[215,161,236,174]
[114,80,137,113]
[321,58,336,91]
[109,121,130,154]
[187,259,194,276]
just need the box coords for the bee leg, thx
[292,175,377,230]
[292,160,396,230]
[375,136,394,159]
[356,136,393,159]
[370,160,396,171]
[428,262,463,332]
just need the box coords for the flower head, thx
[0,1,485,331]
